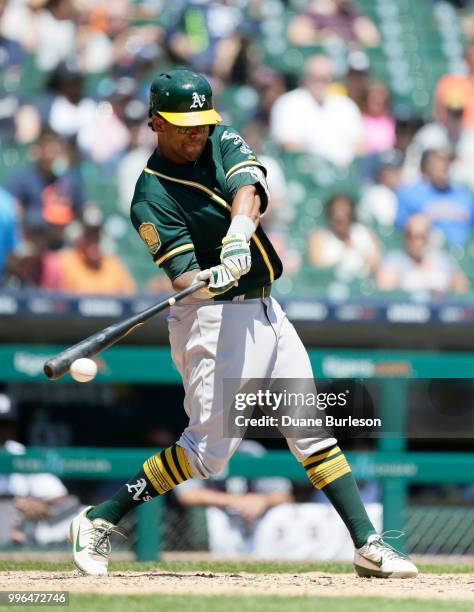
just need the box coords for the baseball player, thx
[69,69,417,579]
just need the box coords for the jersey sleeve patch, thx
[139,222,161,255]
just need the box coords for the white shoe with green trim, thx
[68,506,122,576]
[354,534,418,578]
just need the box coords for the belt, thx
[214,284,271,302]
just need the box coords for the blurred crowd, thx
[0,0,473,301]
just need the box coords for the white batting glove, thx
[193,265,237,299]
[220,233,251,280]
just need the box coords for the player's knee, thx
[177,430,236,479]
[195,454,228,480]
[181,446,228,480]
[287,437,338,463]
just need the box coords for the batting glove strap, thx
[220,233,251,280]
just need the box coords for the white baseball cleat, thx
[354,534,418,578]
[68,506,122,576]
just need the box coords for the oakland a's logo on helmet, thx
[190,92,206,109]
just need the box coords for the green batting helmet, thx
[149,68,222,127]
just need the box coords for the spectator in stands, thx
[76,0,131,73]
[0,0,25,139]
[0,0,24,66]
[4,221,62,290]
[393,107,424,156]
[74,0,163,77]
[0,392,83,546]
[404,91,474,189]
[242,123,290,229]
[0,186,18,282]
[434,42,474,130]
[56,205,136,295]
[0,0,38,53]
[287,0,379,48]
[164,0,255,83]
[6,128,85,232]
[251,66,287,127]
[358,149,404,228]
[377,214,469,298]
[110,20,163,81]
[343,49,371,111]
[270,54,363,167]
[117,99,154,214]
[361,80,395,155]
[35,0,78,71]
[361,107,421,186]
[396,148,474,247]
[77,76,134,167]
[1,0,78,71]
[174,441,293,555]
[33,60,97,144]
[308,193,381,280]
[240,122,300,276]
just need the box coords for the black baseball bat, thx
[43,281,207,380]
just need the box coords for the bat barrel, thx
[43,332,111,380]
[44,347,94,380]
[43,280,207,380]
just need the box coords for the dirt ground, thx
[0,570,473,600]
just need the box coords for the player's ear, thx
[151,114,165,133]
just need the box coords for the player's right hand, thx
[193,265,237,298]
[220,233,251,280]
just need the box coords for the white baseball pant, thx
[168,296,337,479]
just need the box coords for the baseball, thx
[70,358,98,383]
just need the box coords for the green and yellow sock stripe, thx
[143,444,193,494]
[303,445,351,490]
[174,445,194,480]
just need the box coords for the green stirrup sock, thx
[303,445,377,548]
[87,444,193,524]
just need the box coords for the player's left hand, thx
[220,233,251,280]
[193,265,237,298]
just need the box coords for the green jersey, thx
[130,124,282,299]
